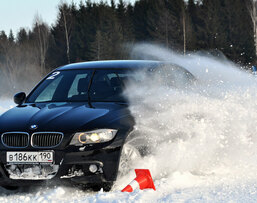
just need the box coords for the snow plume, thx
[0,99,13,116]
[0,63,41,117]
[0,64,41,98]
[0,61,42,114]
[118,43,257,189]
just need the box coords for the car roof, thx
[57,60,162,71]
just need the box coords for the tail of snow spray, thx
[121,169,156,192]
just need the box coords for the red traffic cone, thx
[121,169,156,192]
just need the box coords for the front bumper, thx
[0,145,122,186]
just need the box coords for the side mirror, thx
[14,92,26,105]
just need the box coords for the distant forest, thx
[0,0,256,95]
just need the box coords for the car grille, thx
[32,132,63,148]
[2,132,29,148]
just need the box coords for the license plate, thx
[7,151,54,164]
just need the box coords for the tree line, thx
[0,0,255,95]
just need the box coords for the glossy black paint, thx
[0,102,132,134]
[57,60,160,71]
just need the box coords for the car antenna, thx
[87,70,95,108]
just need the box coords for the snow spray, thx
[117,43,257,189]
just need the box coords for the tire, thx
[118,142,142,177]
[2,186,19,190]
[87,182,113,192]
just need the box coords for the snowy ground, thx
[0,169,256,202]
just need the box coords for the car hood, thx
[0,102,130,133]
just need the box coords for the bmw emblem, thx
[30,125,38,130]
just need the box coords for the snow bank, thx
[1,178,257,202]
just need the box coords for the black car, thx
[0,60,195,191]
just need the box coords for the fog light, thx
[89,164,98,173]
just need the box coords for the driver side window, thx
[68,74,88,98]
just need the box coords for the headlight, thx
[70,129,118,146]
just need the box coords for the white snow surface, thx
[0,176,257,202]
[1,44,257,202]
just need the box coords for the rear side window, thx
[89,70,131,102]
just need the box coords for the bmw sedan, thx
[0,60,195,191]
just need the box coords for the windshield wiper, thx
[87,70,96,108]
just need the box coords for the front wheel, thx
[118,143,142,177]
[86,182,113,192]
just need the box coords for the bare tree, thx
[59,2,74,64]
[247,0,257,57]
[33,14,50,75]
[0,30,41,95]
[148,0,186,52]
[149,7,175,48]
[181,4,186,55]
[94,30,102,60]
[0,31,18,90]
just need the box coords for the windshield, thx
[26,69,135,103]
[26,64,195,103]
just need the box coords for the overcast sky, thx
[0,0,136,35]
